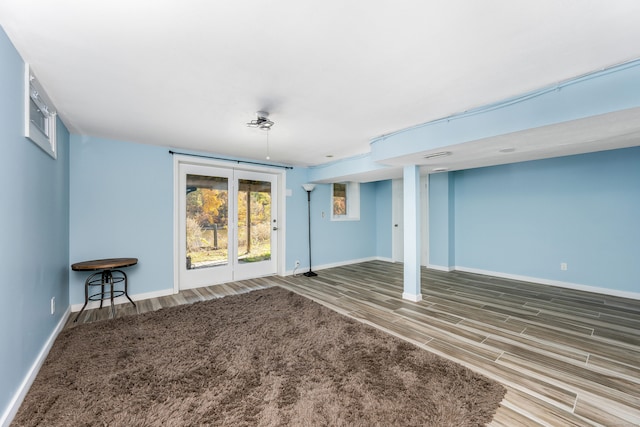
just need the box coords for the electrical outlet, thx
[50,297,55,315]
[560,262,568,271]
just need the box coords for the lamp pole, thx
[302,184,317,277]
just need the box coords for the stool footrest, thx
[88,290,126,301]
[74,267,136,322]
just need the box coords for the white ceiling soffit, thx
[310,107,640,183]
[416,108,640,173]
[395,107,640,173]
[1,1,640,168]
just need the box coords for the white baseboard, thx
[455,266,640,301]
[315,256,380,271]
[286,256,383,276]
[426,264,455,272]
[70,288,175,312]
[1,307,71,427]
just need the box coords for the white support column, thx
[402,165,422,302]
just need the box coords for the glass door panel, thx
[179,164,233,289]
[234,171,277,280]
[237,179,271,264]
[186,174,229,269]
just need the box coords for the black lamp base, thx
[303,270,318,277]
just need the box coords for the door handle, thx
[273,227,278,231]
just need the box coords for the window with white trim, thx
[331,182,360,221]
[25,65,57,159]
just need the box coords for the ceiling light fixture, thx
[432,167,449,172]
[247,111,274,131]
[423,151,452,159]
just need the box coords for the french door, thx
[178,163,278,290]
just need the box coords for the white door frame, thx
[173,154,286,293]
[392,176,429,266]
[392,179,404,263]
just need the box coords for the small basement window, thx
[331,182,360,221]
[25,65,57,159]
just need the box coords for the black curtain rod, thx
[168,150,293,170]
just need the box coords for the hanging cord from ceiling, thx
[265,129,270,160]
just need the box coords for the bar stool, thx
[71,258,138,322]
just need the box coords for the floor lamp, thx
[302,183,318,277]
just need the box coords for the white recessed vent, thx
[423,151,452,159]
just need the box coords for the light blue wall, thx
[305,182,379,267]
[451,147,640,292]
[69,139,381,298]
[428,173,455,268]
[375,180,392,259]
[0,28,70,422]
[285,171,388,270]
[284,167,314,271]
[69,135,174,304]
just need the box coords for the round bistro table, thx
[71,257,138,322]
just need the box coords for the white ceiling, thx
[2,0,640,171]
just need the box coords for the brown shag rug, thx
[13,287,505,426]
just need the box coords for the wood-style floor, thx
[69,261,640,426]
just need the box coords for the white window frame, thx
[331,181,360,221]
[25,64,57,159]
